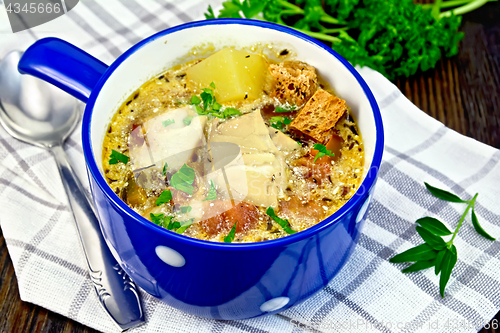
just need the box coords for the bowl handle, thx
[18,37,108,103]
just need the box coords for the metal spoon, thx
[0,51,144,331]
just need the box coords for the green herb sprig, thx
[162,162,168,176]
[150,213,192,233]
[155,190,172,206]
[109,149,129,165]
[175,219,194,234]
[266,207,297,234]
[170,164,196,195]
[312,143,335,163]
[269,116,292,130]
[275,105,296,113]
[150,213,178,229]
[205,0,492,80]
[224,221,237,243]
[203,180,217,201]
[190,82,242,118]
[390,183,495,297]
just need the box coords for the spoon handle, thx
[50,144,144,330]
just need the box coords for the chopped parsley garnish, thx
[312,143,335,163]
[180,206,192,214]
[223,107,242,118]
[269,116,292,130]
[170,164,196,195]
[109,150,130,165]
[275,105,296,113]
[155,190,172,206]
[162,119,175,127]
[266,207,297,234]
[224,221,237,243]
[203,180,217,201]
[183,116,193,126]
[190,95,201,105]
[166,218,180,230]
[175,219,194,234]
[150,213,165,226]
[190,82,241,119]
[162,162,168,176]
[150,213,176,229]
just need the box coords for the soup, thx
[102,47,364,243]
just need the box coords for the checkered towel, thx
[1,1,500,332]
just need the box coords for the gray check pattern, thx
[1,1,500,332]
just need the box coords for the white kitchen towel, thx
[1,1,500,333]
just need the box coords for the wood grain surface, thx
[1,2,499,332]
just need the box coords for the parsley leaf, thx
[155,190,172,206]
[166,218,181,230]
[223,107,242,118]
[275,105,296,113]
[170,164,196,195]
[162,119,175,127]
[190,95,201,105]
[150,213,165,226]
[191,82,242,118]
[269,116,292,130]
[224,221,237,243]
[162,162,168,176]
[150,213,176,230]
[175,219,194,234]
[204,0,486,80]
[203,180,217,201]
[180,206,192,214]
[266,207,297,234]
[312,143,335,163]
[109,149,129,165]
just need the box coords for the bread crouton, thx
[269,61,318,107]
[289,89,347,143]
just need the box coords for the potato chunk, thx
[186,48,268,103]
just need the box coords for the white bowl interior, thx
[91,23,377,182]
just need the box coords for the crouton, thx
[289,89,347,143]
[269,61,318,106]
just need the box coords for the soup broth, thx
[102,47,364,243]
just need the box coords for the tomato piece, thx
[279,196,323,222]
[199,200,260,236]
[310,134,343,163]
[293,155,331,184]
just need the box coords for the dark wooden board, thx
[1,2,499,332]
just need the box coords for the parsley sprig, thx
[109,149,129,165]
[390,183,495,297]
[170,164,196,195]
[155,190,172,206]
[190,82,242,118]
[312,143,335,163]
[203,180,217,201]
[150,213,193,234]
[205,0,490,80]
[224,221,237,243]
[269,116,292,130]
[266,207,297,234]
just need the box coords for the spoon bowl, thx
[0,50,144,330]
[0,51,79,147]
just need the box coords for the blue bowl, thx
[18,19,383,320]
